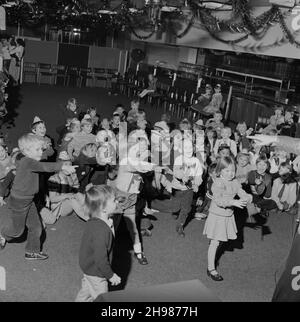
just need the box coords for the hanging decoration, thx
[0,0,299,50]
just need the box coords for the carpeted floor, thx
[0,83,295,302]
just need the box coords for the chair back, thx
[24,62,37,72]
[52,64,67,75]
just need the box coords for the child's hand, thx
[255,178,262,185]
[192,184,199,193]
[232,200,247,209]
[0,197,6,206]
[109,273,121,286]
[62,164,78,174]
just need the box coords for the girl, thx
[235,150,253,187]
[138,73,157,99]
[203,156,252,281]
[58,118,81,154]
[271,162,299,213]
[75,185,121,302]
[269,148,289,177]
[203,84,223,115]
[235,122,252,152]
[86,107,99,134]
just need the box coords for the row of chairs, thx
[22,63,119,88]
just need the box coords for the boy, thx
[0,134,77,259]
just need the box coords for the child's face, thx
[24,142,43,161]
[238,155,249,167]
[221,128,231,139]
[61,161,72,175]
[275,109,282,117]
[89,110,96,118]
[131,101,139,110]
[137,119,147,130]
[82,123,92,134]
[71,123,80,133]
[179,122,189,131]
[219,148,230,158]
[279,166,290,176]
[112,116,120,127]
[238,124,247,135]
[69,102,77,111]
[33,123,46,137]
[221,164,235,181]
[102,119,110,130]
[256,161,268,175]
[206,130,214,140]
[0,145,7,160]
[103,195,117,217]
[214,113,223,123]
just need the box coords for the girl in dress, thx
[203,156,252,281]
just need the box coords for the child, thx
[111,113,120,135]
[0,143,14,182]
[41,151,88,225]
[235,122,252,152]
[171,138,203,237]
[247,156,277,218]
[0,134,77,259]
[58,118,81,154]
[127,97,140,124]
[203,156,252,281]
[235,150,253,186]
[31,116,55,161]
[205,111,224,134]
[270,105,285,127]
[191,84,212,113]
[75,185,121,302]
[214,127,237,157]
[271,162,299,213]
[202,84,223,115]
[138,73,157,98]
[86,107,99,133]
[269,148,289,177]
[67,118,96,160]
[204,126,217,164]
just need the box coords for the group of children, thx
[0,95,298,301]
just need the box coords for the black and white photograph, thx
[0,0,300,305]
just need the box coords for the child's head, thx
[87,107,97,118]
[221,127,231,139]
[278,161,293,177]
[101,118,110,130]
[236,122,247,135]
[256,156,269,175]
[69,119,81,133]
[18,133,44,161]
[161,113,171,123]
[285,111,293,122]
[274,105,283,117]
[31,116,46,137]
[237,151,250,167]
[205,84,213,95]
[80,119,93,134]
[179,118,191,132]
[85,185,117,218]
[81,143,97,158]
[182,139,194,158]
[137,109,146,122]
[218,144,231,158]
[111,113,120,127]
[215,156,236,181]
[131,97,140,110]
[213,111,223,123]
[205,126,216,140]
[0,144,8,161]
[58,151,72,174]
[66,98,77,111]
[137,118,147,130]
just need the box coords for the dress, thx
[203,177,252,241]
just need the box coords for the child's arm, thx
[231,140,237,157]
[271,179,282,210]
[236,180,252,203]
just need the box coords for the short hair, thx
[215,156,236,177]
[85,185,115,218]
[131,96,140,104]
[66,98,77,109]
[31,120,45,131]
[80,118,92,128]
[18,133,44,153]
[279,161,293,173]
[256,155,270,168]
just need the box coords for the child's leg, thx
[123,208,142,254]
[25,203,43,253]
[75,274,108,302]
[208,239,220,271]
[176,189,194,228]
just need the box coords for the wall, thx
[131,7,300,59]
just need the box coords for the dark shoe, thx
[141,228,152,237]
[176,224,185,237]
[207,269,223,281]
[0,233,6,250]
[134,252,148,265]
[25,252,49,260]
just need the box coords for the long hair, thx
[84,185,115,219]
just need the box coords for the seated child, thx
[41,151,88,225]
[58,118,81,154]
[271,162,299,213]
[234,122,253,152]
[67,118,96,160]
[235,149,253,187]
[202,84,223,115]
[138,73,157,99]
[75,185,121,302]
[214,127,237,157]
[269,148,289,177]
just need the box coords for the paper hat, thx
[195,119,204,126]
[32,116,44,125]
[58,151,71,161]
[215,84,222,89]
[83,114,92,120]
[205,84,213,90]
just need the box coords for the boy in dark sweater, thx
[0,133,77,260]
[75,185,121,302]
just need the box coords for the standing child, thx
[203,156,252,281]
[75,185,121,302]
[0,134,76,259]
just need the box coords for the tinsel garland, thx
[277,7,300,48]
[172,13,195,38]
